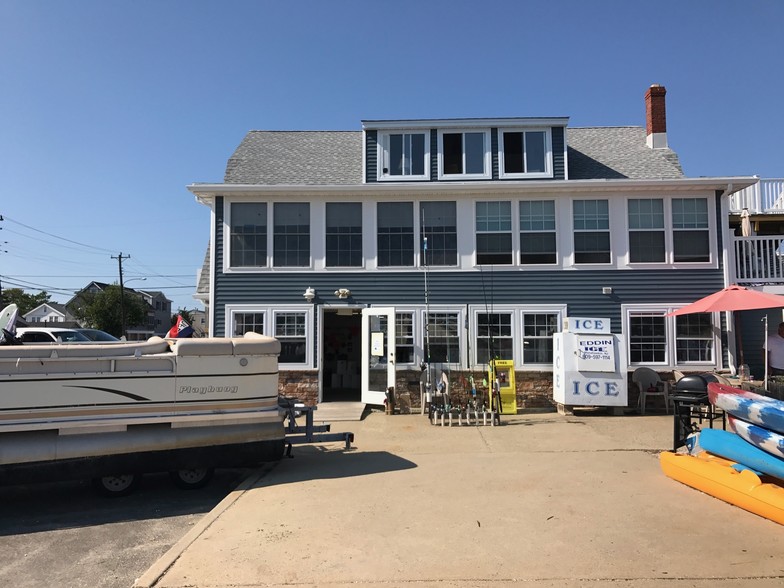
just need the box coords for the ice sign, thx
[575,335,616,372]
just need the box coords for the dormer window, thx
[378,131,429,180]
[499,129,552,179]
[438,129,491,180]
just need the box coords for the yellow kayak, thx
[660,450,784,525]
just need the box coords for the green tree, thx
[172,308,194,326]
[72,285,147,337]
[0,288,51,315]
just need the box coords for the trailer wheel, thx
[169,467,214,490]
[91,473,141,497]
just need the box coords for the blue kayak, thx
[708,382,784,435]
[699,428,784,481]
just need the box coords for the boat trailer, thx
[280,398,354,456]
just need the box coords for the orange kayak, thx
[660,450,784,525]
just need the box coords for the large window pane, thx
[378,202,414,267]
[386,133,425,177]
[629,199,665,263]
[464,132,486,174]
[477,313,513,365]
[476,201,512,265]
[396,312,414,364]
[230,203,267,267]
[673,198,710,263]
[425,312,460,363]
[326,203,362,267]
[676,313,713,362]
[442,133,463,175]
[275,312,307,363]
[629,313,666,363]
[421,201,457,266]
[525,131,546,173]
[573,200,610,263]
[233,312,264,337]
[273,203,310,267]
[520,200,556,264]
[503,132,523,174]
[522,313,558,364]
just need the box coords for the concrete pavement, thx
[135,410,784,587]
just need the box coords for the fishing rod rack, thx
[428,394,502,427]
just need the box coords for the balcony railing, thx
[729,179,784,213]
[733,235,784,284]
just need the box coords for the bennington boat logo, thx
[179,385,239,395]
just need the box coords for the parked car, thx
[75,328,121,342]
[16,328,93,343]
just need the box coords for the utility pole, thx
[112,252,130,338]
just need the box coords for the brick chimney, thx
[645,84,667,149]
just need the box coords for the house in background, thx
[22,302,78,327]
[188,85,756,409]
[727,178,784,377]
[66,281,173,339]
[187,308,208,337]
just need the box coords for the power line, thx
[0,214,116,254]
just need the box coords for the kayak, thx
[660,450,784,525]
[728,414,784,460]
[707,382,784,435]
[698,428,784,481]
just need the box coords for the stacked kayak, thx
[660,382,784,525]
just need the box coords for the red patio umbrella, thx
[667,285,784,315]
[667,285,784,378]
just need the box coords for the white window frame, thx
[475,200,514,266]
[498,128,553,179]
[519,198,558,266]
[421,306,465,368]
[622,304,720,369]
[225,201,270,271]
[621,196,717,269]
[627,198,666,264]
[520,308,565,367]
[437,129,491,180]
[571,198,612,266]
[472,306,516,366]
[377,130,430,181]
[225,304,314,368]
[273,309,311,367]
[672,197,712,264]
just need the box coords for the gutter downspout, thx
[720,183,738,376]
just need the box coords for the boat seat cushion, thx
[174,339,234,356]
[233,333,281,356]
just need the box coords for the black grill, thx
[672,374,726,451]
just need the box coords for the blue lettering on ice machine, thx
[553,317,627,410]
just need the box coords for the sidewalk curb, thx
[133,463,277,588]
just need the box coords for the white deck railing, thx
[729,179,784,213]
[733,235,784,284]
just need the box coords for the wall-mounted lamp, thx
[334,288,351,299]
[602,287,613,295]
[303,287,316,302]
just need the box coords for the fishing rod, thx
[422,208,433,406]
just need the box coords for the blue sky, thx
[1,0,783,311]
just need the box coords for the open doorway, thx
[322,309,362,402]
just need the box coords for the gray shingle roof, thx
[566,127,683,180]
[222,126,684,185]
[224,131,363,185]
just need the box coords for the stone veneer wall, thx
[277,369,556,412]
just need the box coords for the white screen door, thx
[361,307,396,405]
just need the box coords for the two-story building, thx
[67,281,173,339]
[188,85,756,409]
